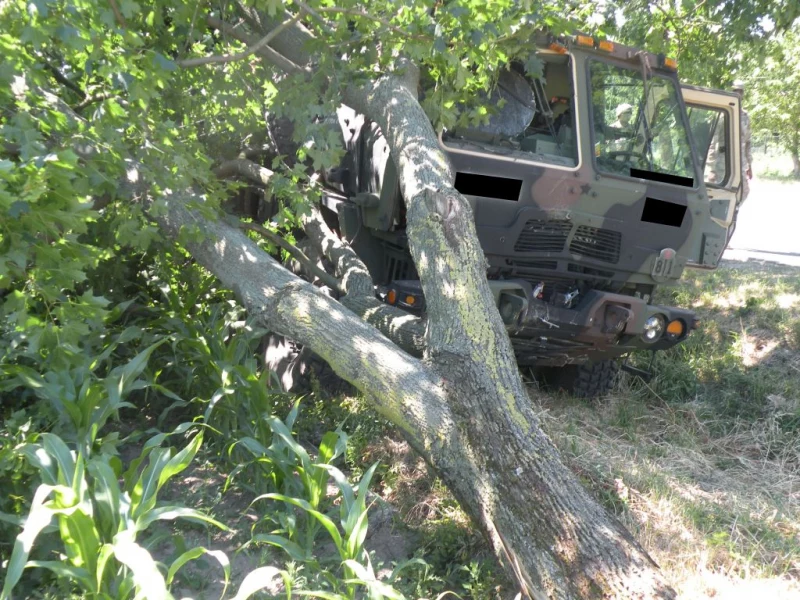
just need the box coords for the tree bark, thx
[339,63,675,600]
[791,130,800,179]
[157,9,679,598]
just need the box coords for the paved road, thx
[723,178,800,267]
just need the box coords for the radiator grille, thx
[568,226,621,264]
[507,259,558,270]
[514,220,571,253]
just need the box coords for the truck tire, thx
[262,333,351,396]
[262,237,351,396]
[540,360,620,400]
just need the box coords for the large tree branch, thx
[213,158,274,184]
[306,4,431,41]
[301,205,427,355]
[180,13,303,68]
[205,16,308,75]
[233,1,315,68]
[42,62,86,99]
[340,64,676,599]
[153,189,449,452]
[212,158,426,355]
[236,219,343,294]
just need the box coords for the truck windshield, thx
[589,60,695,182]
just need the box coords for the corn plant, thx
[0,336,164,457]
[239,405,388,598]
[0,427,229,600]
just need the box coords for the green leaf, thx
[41,433,77,488]
[231,566,284,600]
[251,533,309,562]
[153,52,177,72]
[112,534,174,600]
[123,433,166,490]
[108,338,166,400]
[1,485,57,600]
[8,200,30,218]
[95,543,115,592]
[24,561,93,590]
[19,443,58,485]
[166,547,230,598]
[290,590,346,600]
[157,431,202,490]
[135,505,229,533]
[265,415,311,468]
[318,430,341,464]
[88,459,124,537]
[130,447,171,519]
[251,493,343,556]
[342,560,405,600]
[58,507,100,575]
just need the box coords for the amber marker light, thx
[387,290,397,305]
[548,42,568,54]
[666,319,685,340]
[598,40,614,52]
[663,57,678,70]
[575,35,594,47]
[405,295,416,306]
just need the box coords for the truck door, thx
[681,85,742,267]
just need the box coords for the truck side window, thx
[686,105,729,186]
[441,55,578,168]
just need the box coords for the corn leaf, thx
[112,534,173,600]
[88,459,124,538]
[166,547,230,599]
[95,543,115,592]
[0,485,58,600]
[342,560,405,600]
[135,505,229,533]
[130,447,171,519]
[251,533,309,562]
[157,431,203,490]
[230,566,284,600]
[24,560,93,590]
[58,507,100,575]
[251,493,343,557]
[41,433,77,487]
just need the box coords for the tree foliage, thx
[747,20,800,175]
[604,0,799,86]
[11,0,787,597]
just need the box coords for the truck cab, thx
[324,34,742,395]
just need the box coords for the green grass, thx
[527,260,800,595]
[4,240,800,599]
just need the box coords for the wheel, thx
[539,359,620,400]
[261,333,352,396]
[261,238,351,396]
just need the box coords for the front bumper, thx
[489,280,696,366]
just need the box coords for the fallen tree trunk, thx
[153,7,679,598]
[153,182,674,598]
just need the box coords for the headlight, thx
[642,315,665,342]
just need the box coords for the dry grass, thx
[335,260,800,597]
[535,388,800,598]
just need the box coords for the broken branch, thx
[194,15,308,73]
[236,219,344,294]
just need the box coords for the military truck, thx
[311,34,743,397]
